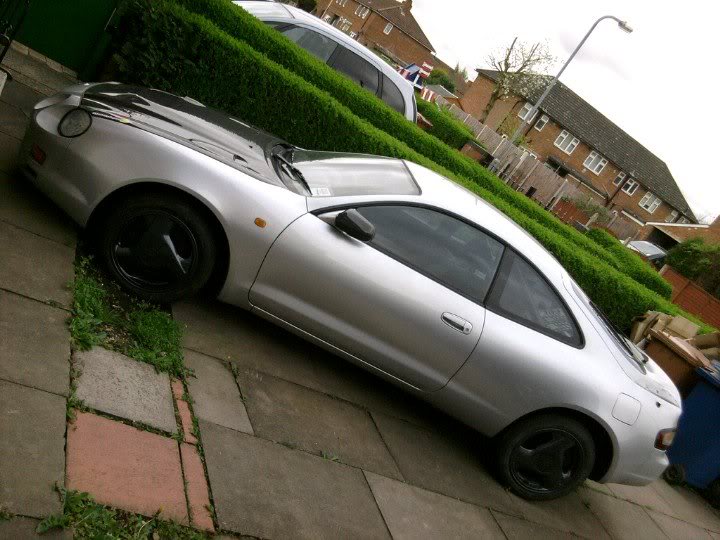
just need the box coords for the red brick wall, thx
[315,0,433,67]
[661,266,720,328]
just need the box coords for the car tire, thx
[663,464,686,486]
[496,413,596,501]
[97,192,217,304]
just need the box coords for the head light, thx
[58,108,92,138]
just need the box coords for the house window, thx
[349,31,357,39]
[383,23,393,34]
[355,5,369,18]
[534,114,549,131]
[583,151,608,175]
[335,0,348,5]
[341,21,351,31]
[621,179,638,195]
[639,191,662,214]
[323,14,333,22]
[678,216,690,224]
[554,130,580,155]
[518,102,538,122]
[665,209,679,223]
[613,172,626,186]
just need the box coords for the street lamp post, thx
[510,15,632,143]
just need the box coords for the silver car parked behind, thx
[234,0,418,122]
[20,83,681,500]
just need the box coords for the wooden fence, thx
[660,266,720,328]
[435,96,642,240]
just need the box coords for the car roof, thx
[233,1,415,98]
[629,240,666,257]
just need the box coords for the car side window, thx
[279,25,339,63]
[329,47,380,94]
[486,250,582,346]
[356,206,505,303]
[381,75,406,114]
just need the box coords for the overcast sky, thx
[411,0,718,223]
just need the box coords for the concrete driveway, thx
[2,40,720,539]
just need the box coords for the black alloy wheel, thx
[497,414,595,500]
[99,193,217,304]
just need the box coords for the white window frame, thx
[583,150,608,175]
[323,14,333,22]
[335,0,348,5]
[613,172,626,186]
[534,114,549,131]
[349,31,357,39]
[639,191,662,214]
[518,102,538,122]
[554,130,580,155]
[621,178,638,195]
[678,216,690,224]
[341,21,351,31]
[383,22,393,35]
[355,5,369,18]
[665,209,679,223]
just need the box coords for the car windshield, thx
[290,150,421,197]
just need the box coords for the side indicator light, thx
[254,218,267,228]
[31,144,46,165]
[655,428,676,450]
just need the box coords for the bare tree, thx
[480,38,555,122]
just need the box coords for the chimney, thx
[404,0,413,11]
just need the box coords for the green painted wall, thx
[16,0,118,73]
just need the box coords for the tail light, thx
[655,428,676,450]
[31,144,46,165]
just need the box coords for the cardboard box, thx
[664,315,700,339]
[691,332,720,350]
[646,329,712,397]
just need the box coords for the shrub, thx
[109,0,711,332]
[168,0,624,267]
[667,238,720,298]
[416,99,474,149]
[587,228,672,298]
[425,69,455,92]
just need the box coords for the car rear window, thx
[486,250,582,346]
[292,152,420,197]
[381,75,406,114]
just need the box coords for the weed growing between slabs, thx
[69,256,185,378]
[38,488,207,539]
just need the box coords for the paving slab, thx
[509,489,609,538]
[74,347,177,433]
[0,100,29,139]
[650,479,720,532]
[371,412,521,516]
[607,481,676,515]
[0,380,66,517]
[3,47,76,93]
[199,420,390,539]
[585,479,614,496]
[0,517,71,539]
[647,509,714,539]
[66,412,187,523]
[238,369,402,479]
[0,131,21,174]
[579,487,667,540]
[0,172,76,246]
[175,299,436,426]
[0,77,44,114]
[0,289,69,395]
[184,349,252,434]
[365,471,505,539]
[0,220,73,306]
[180,443,214,532]
[490,511,575,539]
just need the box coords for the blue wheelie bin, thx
[666,364,720,489]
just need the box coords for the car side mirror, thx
[335,209,375,242]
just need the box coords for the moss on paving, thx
[69,256,186,378]
[38,488,207,539]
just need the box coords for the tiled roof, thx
[652,223,720,244]
[358,0,434,51]
[476,69,696,221]
[426,84,457,99]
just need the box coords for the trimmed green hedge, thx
[168,0,626,269]
[586,228,672,298]
[416,99,474,149]
[110,0,710,332]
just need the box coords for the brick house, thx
[460,70,696,229]
[315,0,434,68]
[639,216,720,250]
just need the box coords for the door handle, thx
[441,312,473,335]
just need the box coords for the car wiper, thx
[272,147,311,194]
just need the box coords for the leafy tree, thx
[480,37,555,122]
[453,62,469,82]
[426,69,455,93]
[667,238,720,298]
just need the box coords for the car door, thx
[249,204,505,391]
[327,46,381,96]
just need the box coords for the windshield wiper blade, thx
[272,148,311,194]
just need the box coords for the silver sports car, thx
[20,83,681,500]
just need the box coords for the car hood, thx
[80,82,284,184]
